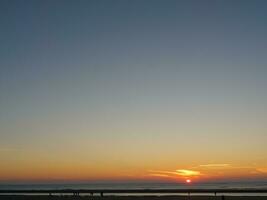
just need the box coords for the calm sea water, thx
[1,181,267,189]
[1,182,267,196]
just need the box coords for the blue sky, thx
[0,0,267,182]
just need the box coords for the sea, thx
[1,182,267,196]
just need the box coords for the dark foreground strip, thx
[0,189,267,195]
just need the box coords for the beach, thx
[0,196,267,200]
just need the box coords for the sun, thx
[186,179,191,183]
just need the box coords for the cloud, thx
[148,169,201,178]
[149,165,267,180]
[148,170,177,175]
[175,169,201,176]
[148,174,171,178]
[198,164,230,168]
[256,168,267,173]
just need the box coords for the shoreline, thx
[0,195,267,200]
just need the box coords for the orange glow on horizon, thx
[1,161,267,182]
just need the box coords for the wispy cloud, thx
[148,173,171,178]
[175,169,201,176]
[148,169,201,179]
[148,164,267,181]
[148,170,177,175]
[198,164,230,168]
[256,168,267,173]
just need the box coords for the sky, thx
[0,0,267,183]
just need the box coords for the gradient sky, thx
[1,0,267,183]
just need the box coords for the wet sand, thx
[0,196,266,200]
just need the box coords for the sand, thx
[0,196,266,200]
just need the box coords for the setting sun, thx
[0,1,267,198]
